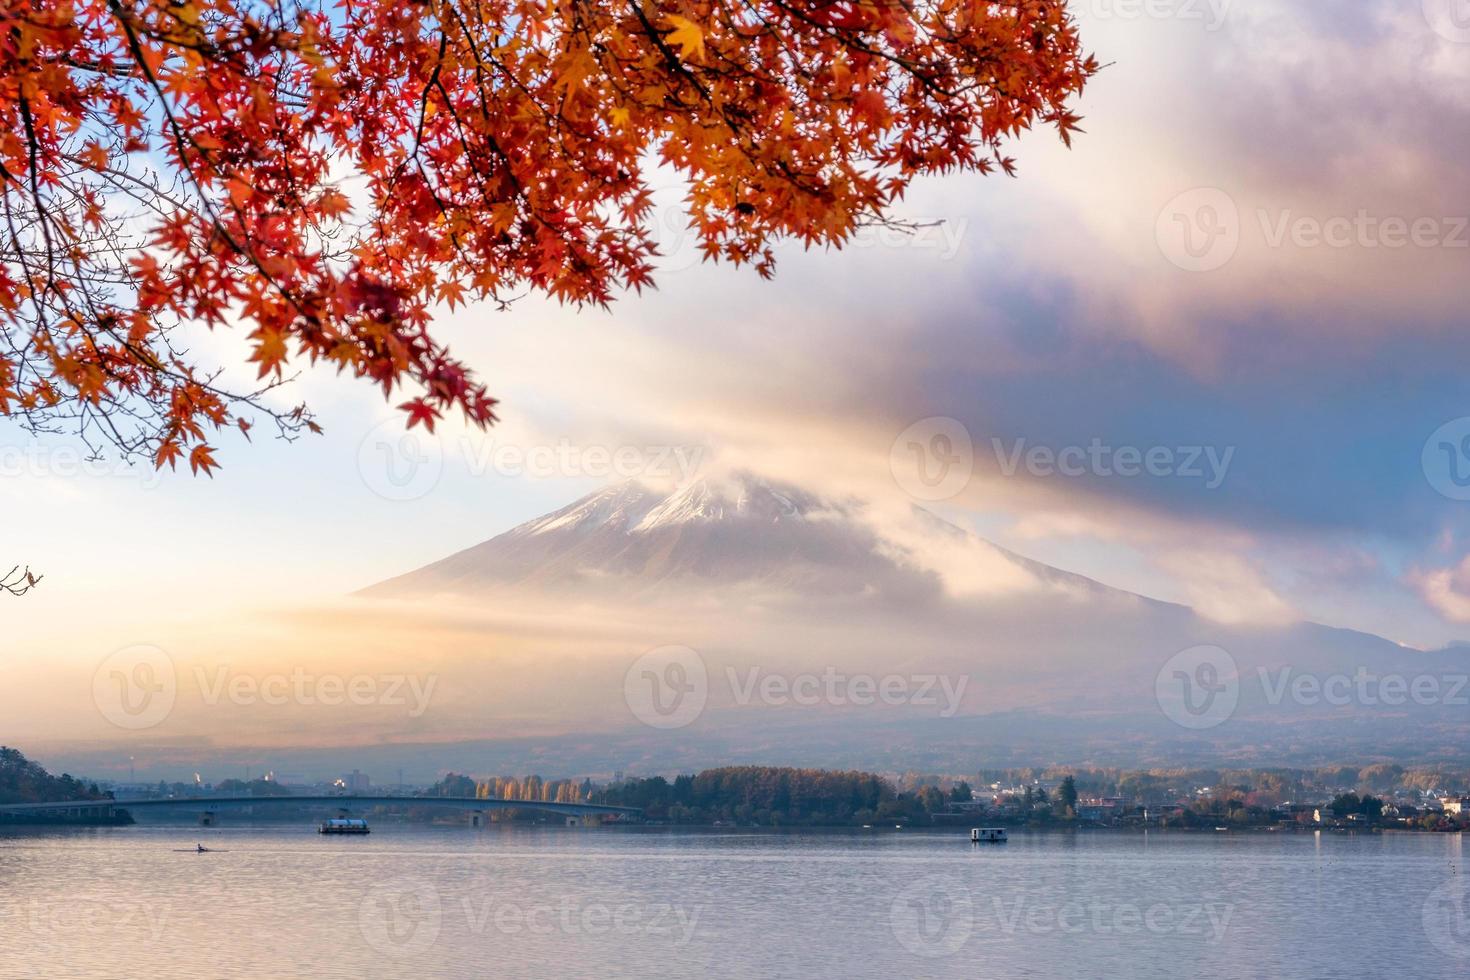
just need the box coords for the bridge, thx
[0,795,640,826]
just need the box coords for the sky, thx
[5,0,1470,773]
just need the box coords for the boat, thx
[318,817,371,835]
[971,827,1008,843]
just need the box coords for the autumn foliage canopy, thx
[1,0,1095,472]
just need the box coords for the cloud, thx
[1411,558,1470,624]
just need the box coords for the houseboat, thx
[319,817,371,835]
[971,827,1008,843]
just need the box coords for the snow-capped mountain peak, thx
[513,480,658,537]
[631,474,823,532]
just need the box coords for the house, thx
[1440,797,1470,816]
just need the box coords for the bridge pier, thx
[199,810,216,827]
[469,810,486,828]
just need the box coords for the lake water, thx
[2,825,1468,979]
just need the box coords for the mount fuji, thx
[353,473,1470,770]
[360,473,1100,603]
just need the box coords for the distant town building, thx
[340,770,371,793]
[1440,797,1470,816]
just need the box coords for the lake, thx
[1,825,1467,979]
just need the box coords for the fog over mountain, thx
[23,473,1469,784]
[332,473,1470,776]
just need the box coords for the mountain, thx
[361,472,1105,603]
[349,474,1470,770]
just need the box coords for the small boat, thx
[173,844,227,853]
[971,827,1008,843]
[319,818,371,835]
